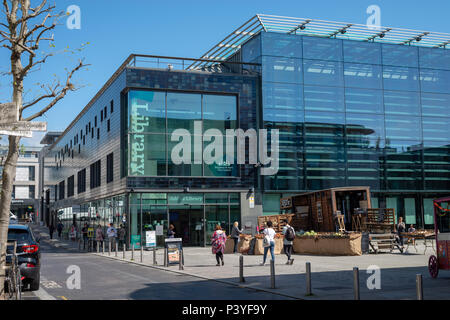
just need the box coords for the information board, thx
[146,230,156,248]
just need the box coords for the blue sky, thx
[0,0,449,146]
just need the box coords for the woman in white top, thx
[261,221,276,266]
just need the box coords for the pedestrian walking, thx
[69,223,77,241]
[211,225,227,266]
[118,224,126,250]
[167,224,175,238]
[49,223,55,240]
[396,216,406,247]
[57,221,64,239]
[96,224,104,250]
[231,221,243,253]
[260,221,275,266]
[282,219,295,265]
[82,223,89,250]
[107,223,117,248]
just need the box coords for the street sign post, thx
[0,102,47,137]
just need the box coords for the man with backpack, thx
[282,219,295,265]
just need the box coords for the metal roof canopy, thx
[188,14,450,70]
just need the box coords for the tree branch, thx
[23,60,89,121]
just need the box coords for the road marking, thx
[59,296,68,300]
[33,286,57,300]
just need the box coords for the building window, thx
[91,128,94,139]
[77,169,86,194]
[107,153,113,183]
[104,106,107,118]
[54,185,58,201]
[110,100,114,113]
[68,175,74,197]
[95,116,97,127]
[83,135,85,145]
[78,144,81,154]
[107,119,110,132]
[90,160,101,189]
[59,181,65,200]
[29,186,35,199]
[97,128,100,140]
[101,109,103,122]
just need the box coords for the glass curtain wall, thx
[129,193,240,247]
[241,31,450,228]
[127,90,238,178]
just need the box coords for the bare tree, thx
[0,0,88,298]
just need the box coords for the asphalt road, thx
[23,238,294,300]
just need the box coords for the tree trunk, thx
[0,135,20,299]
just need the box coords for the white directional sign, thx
[0,102,47,137]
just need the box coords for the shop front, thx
[129,192,241,247]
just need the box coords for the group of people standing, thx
[210,220,296,267]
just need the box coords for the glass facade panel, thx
[344,63,382,89]
[303,36,342,61]
[129,90,165,133]
[383,66,420,92]
[384,91,421,116]
[129,134,166,176]
[261,32,302,58]
[382,44,418,68]
[346,113,384,141]
[262,56,302,83]
[263,82,304,122]
[423,198,434,225]
[304,85,344,112]
[167,92,201,133]
[241,34,261,63]
[404,198,416,224]
[343,41,381,64]
[422,117,450,143]
[303,59,343,86]
[421,92,450,117]
[203,94,237,133]
[385,116,422,140]
[345,88,384,114]
[420,68,450,93]
[419,47,450,71]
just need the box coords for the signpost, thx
[0,102,47,137]
[164,238,183,269]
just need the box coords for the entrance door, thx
[169,206,204,246]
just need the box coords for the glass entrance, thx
[169,205,204,246]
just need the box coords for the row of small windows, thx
[56,153,113,199]
[54,100,114,168]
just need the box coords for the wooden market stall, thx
[280,187,372,232]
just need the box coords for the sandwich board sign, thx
[145,230,156,248]
[0,102,47,137]
[164,238,183,266]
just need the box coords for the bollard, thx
[102,241,105,254]
[353,267,360,300]
[108,241,111,256]
[131,244,135,261]
[140,244,143,263]
[153,248,157,265]
[115,241,118,257]
[164,247,168,267]
[239,255,245,283]
[97,241,100,253]
[123,244,126,259]
[416,274,423,300]
[270,260,275,289]
[306,262,312,296]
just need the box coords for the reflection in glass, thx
[261,32,302,58]
[382,44,418,68]
[303,59,343,86]
[383,66,419,92]
[384,91,421,116]
[304,86,344,112]
[167,92,201,133]
[343,41,381,64]
[345,88,383,114]
[344,63,382,89]
[303,36,342,61]
[262,56,302,83]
